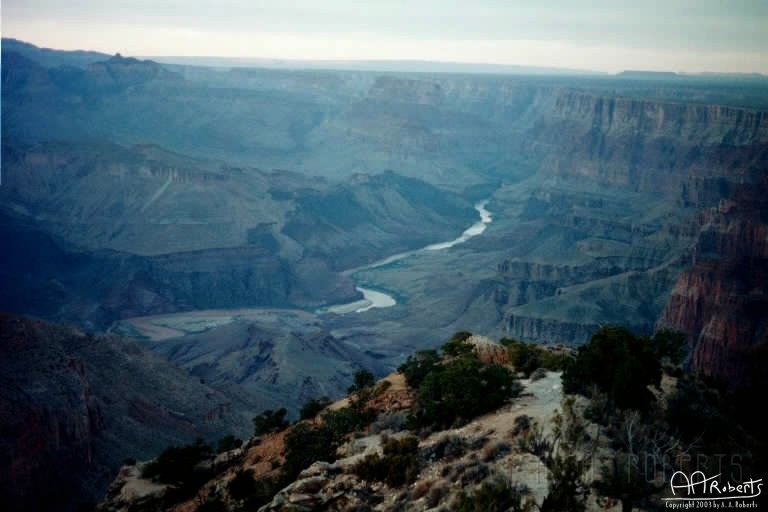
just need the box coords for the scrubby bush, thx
[370,410,409,434]
[517,422,550,460]
[511,415,532,437]
[299,396,332,420]
[426,481,450,508]
[459,461,491,485]
[411,356,520,429]
[228,470,278,510]
[501,338,570,377]
[482,440,512,462]
[322,405,374,434]
[142,438,213,503]
[216,434,243,454]
[398,349,440,389]
[648,329,687,365]
[454,478,531,512]
[280,406,373,485]
[252,408,289,436]
[142,438,212,485]
[348,369,375,394]
[442,331,474,357]
[562,326,662,411]
[353,436,420,486]
[422,434,466,461]
[540,454,588,512]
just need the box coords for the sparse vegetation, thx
[142,438,214,503]
[454,478,531,512]
[280,405,374,484]
[370,410,409,434]
[541,453,588,512]
[511,415,532,437]
[227,470,278,510]
[216,434,243,454]
[352,436,420,486]
[252,408,289,436]
[348,369,375,394]
[481,440,512,462]
[501,338,570,377]
[423,434,467,461]
[562,326,663,411]
[517,421,550,459]
[404,334,521,430]
[142,438,212,485]
[398,349,440,388]
[299,396,332,420]
[411,356,519,428]
[441,330,474,357]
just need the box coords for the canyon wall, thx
[0,313,257,511]
[658,178,768,390]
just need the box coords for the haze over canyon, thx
[1,35,767,510]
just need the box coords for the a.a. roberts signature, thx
[663,471,763,501]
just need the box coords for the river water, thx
[323,200,493,315]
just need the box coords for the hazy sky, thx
[3,0,767,73]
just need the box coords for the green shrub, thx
[562,326,661,411]
[649,329,687,365]
[280,406,373,484]
[253,408,289,436]
[299,396,332,420]
[517,422,550,460]
[423,434,466,461]
[142,438,212,485]
[348,369,375,394]
[511,414,532,437]
[228,470,278,510]
[398,349,441,389]
[455,478,530,512]
[217,434,243,453]
[540,454,587,512]
[353,436,420,486]
[411,357,520,429]
[442,331,474,357]
[482,440,512,462]
[501,338,570,377]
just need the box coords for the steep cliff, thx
[658,178,768,390]
[0,314,257,511]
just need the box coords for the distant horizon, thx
[4,1,767,75]
[6,37,768,78]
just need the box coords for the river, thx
[323,200,493,315]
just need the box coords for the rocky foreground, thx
[98,333,762,512]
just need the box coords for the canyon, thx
[1,38,767,509]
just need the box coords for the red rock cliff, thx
[658,179,768,389]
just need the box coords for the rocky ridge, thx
[97,350,580,512]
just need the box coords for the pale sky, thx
[2,0,767,73]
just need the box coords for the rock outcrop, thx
[466,335,510,365]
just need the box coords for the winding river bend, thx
[323,200,493,315]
